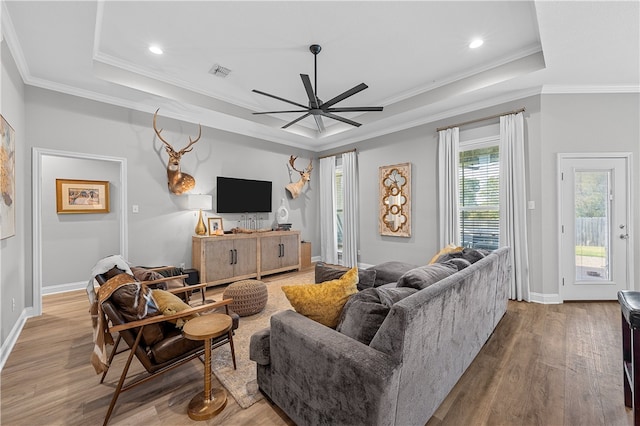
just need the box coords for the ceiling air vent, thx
[209,64,231,78]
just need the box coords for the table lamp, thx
[187,194,213,235]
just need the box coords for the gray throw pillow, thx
[337,287,418,345]
[370,261,419,287]
[315,262,377,291]
[444,258,472,271]
[396,262,458,290]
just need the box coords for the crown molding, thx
[542,84,640,94]
[1,1,31,83]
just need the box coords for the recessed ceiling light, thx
[149,45,163,55]
[469,39,484,49]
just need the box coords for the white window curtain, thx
[499,112,530,301]
[341,151,359,267]
[437,127,460,248]
[319,157,338,264]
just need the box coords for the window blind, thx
[459,145,500,250]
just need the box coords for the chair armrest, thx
[266,310,401,425]
[140,274,188,287]
[108,298,232,333]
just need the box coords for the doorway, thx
[32,148,127,315]
[558,153,633,300]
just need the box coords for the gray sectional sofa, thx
[249,246,511,426]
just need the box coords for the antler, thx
[153,108,173,151]
[153,108,202,153]
[289,155,313,174]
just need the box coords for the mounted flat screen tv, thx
[216,176,272,213]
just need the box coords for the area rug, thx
[210,271,314,408]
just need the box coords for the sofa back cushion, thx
[315,262,377,291]
[369,261,419,287]
[396,263,458,290]
[336,286,418,345]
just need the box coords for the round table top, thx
[182,313,232,341]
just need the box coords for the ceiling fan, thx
[252,44,384,132]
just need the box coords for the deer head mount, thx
[153,109,202,195]
[285,155,313,199]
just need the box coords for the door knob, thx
[620,233,629,240]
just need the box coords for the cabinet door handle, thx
[281,243,285,258]
[230,250,234,265]
[234,249,238,264]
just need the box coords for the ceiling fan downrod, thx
[310,44,321,99]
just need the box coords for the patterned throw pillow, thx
[282,267,359,328]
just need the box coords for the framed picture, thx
[379,162,411,237]
[0,115,16,239]
[56,179,110,214]
[208,217,223,235]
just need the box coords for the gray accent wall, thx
[1,39,27,350]
[41,156,121,288]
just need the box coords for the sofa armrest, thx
[267,310,401,426]
[249,327,271,365]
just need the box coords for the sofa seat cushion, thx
[396,263,458,290]
[369,261,419,287]
[315,262,377,291]
[337,286,418,345]
[282,267,358,328]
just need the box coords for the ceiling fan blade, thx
[326,106,384,112]
[282,113,311,129]
[321,83,368,109]
[253,110,309,115]
[313,115,325,132]
[300,74,319,109]
[252,89,308,109]
[321,112,362,127]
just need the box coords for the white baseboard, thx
[42,281,87,295]
[529,292,563,304]
[311,256,322,263]
[0,307,32,372]
[358,262,375,269]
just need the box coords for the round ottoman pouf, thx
[223,280,268,317]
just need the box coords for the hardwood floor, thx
[1,272,633,425]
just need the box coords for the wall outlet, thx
[180,262,186,270]
[132,204,139,213]
[12,297,15,312]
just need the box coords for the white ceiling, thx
[3,1,639,151]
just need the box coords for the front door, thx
[559,155,631,300]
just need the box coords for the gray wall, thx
[1,39,27,348]
[537,94,640,297]
[26,87,319,271]
[41,156,121,288]
[321,92,639,301]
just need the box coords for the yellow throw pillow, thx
[428,243,463,264]
[151,289,197,328]
[282,267,359,328]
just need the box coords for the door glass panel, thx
[574,170,610,281]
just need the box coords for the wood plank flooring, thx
[1,271,633,425]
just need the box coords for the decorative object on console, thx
[208,217,223,236]
[56,178,110,214]
[252,44,383,132]
[152,109,202,195]
[379,162,411,237]
[0,114,15,239]
[285,156,313,199]
[276,198,289,224]
[187,194,212,236]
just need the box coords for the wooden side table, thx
[182,314,233,421]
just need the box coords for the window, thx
[335,163,344,251]
[459,138,500,250]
